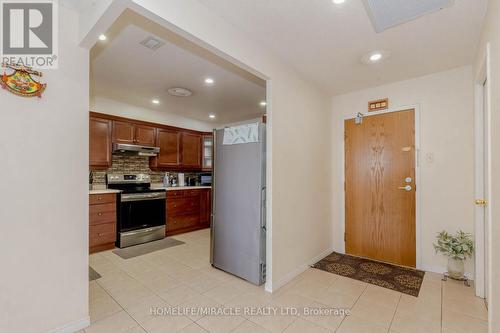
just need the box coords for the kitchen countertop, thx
[89,189,122,195]
[152,186,212,191]
[89,186,211,194]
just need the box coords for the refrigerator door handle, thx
[261,187,267,231]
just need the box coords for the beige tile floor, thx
[85,229,488,333]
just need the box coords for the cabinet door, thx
[112,121,135,144]
[135,125,156,146]
[199,189,211,226]
[151,129,180,168]
[89,117,112,169]
[202,134,213,171]
[181,132,202,168]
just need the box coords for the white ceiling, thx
[197,0,487,95]
[92,24,266,124]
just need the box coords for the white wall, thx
[475,0,500,329]
[92,95,215,131]
[78,0,333,291]
[0,6,89,333]
[331,66,475,276]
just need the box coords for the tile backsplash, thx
[90,155,164,185]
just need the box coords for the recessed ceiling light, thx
[98,34,107,41]
[332,0,346,4]
[260,101,267,107]
[152,99,160,105]
[361,50,390,64]
[204,78,215,85]
[370,53,382,62]
[209,114,216,119]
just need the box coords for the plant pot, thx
[447,258,465,279]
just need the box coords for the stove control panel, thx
[107,173,151,184]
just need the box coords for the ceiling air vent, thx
[140,36,165,50]
[363,0,454,33]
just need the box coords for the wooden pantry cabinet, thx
[165,189,211,236]
[89,193,117,253]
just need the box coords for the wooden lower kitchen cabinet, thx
[166,189,211,236]
[89,193,117,253]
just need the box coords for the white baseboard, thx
[266,247,333,293]
[48,316,90,333]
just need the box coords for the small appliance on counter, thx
[186,175,198,186]
[107,173,166,248]
[178,173,185,187]
[200,173,212,186]
[163,172,171,187]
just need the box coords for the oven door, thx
[119,192,166,232]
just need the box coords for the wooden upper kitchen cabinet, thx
[89,112,210,171]
[150,128,181,168]
[202,134,213,171]
[113,120,156,146]
[181,132,202,168]
[89,117,112,169]
[112,120,135,144]
[135,125,156,146]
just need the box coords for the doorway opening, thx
[344,108,419,268]
[474,45,491,302]
[87,8,273,327]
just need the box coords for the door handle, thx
[475,199,487,206]
[398,185,412,191]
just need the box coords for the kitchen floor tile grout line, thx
[334,282,368,332]
[387,292,402,332]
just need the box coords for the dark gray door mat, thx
[89,267,102,281]
[112,237,185,259]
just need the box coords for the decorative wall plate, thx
[1,63,46,98]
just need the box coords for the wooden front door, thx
[345,109,416,267]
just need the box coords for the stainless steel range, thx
[107,173,166,248]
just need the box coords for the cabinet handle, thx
[98,233,104,237]
[98,213,103,216]
[97,197,103,201]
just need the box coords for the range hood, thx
[113,143,160,157]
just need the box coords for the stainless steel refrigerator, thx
[210,123,266,285]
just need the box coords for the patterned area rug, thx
[312,252,425,297]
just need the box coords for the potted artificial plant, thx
[433,230,474,279]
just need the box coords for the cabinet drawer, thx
[166,189,201,198]
[167,214,199,231]
[89,223,116,247]
[167,197,200,215]
[89,203,116,226]
[166,190,183,198]
[89,193,116,205]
